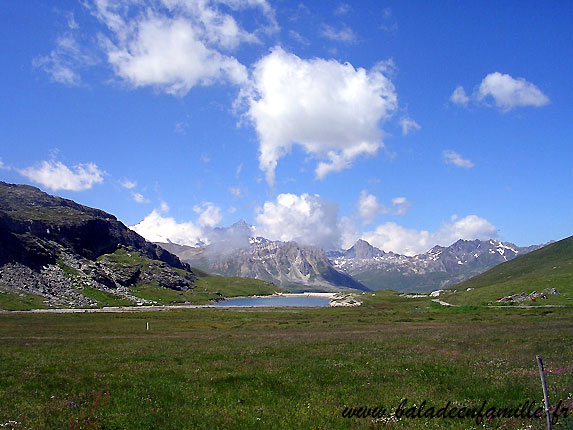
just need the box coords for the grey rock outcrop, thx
[329,293,362,307]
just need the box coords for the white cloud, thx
[477,72,549,111]
[391,196,410,215]
[443,150,474,169]
[254,193,341,249]
[289,30,309,45]
[242,47,397,184]
[18,160,104,191]
[320,24,356,43]
[357,190,386,225]
[34,34,96,86]
[174,120,189,134]
[0,158,10,170]
[339,216,360,250]
[399,117,420,136]
[380,7,398,33]
[132,197,497,255]
[357,192,409,223]
[132,192,149,204]
[43,0,277,94]
[362,215,497,255]
[193,202,222,227]
[451,73,549,112]
[67,12,79,30]
[334,3,351,15]
[130,209,206,246]
[160,0,260,50]
[131,199,227,245]
[439,215,497,245]
[105,15,248,96]
[362,222,430,256]
[450,85,469,106]
[228,186,242,197]
[120,178,137,189]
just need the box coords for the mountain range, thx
[157,221,544,293]
[159,237,369,293]
[327,238,543,292]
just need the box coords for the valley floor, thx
[0,294,571,429]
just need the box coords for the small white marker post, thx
[536,355,552,430]
[146,321,149,331]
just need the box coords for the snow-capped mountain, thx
[327,238,543,292]
[156,221,369,292]
[156,220,544,293]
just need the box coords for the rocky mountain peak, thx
[228,219,253,233]
[346,239,382,259]
[161,236,369,292]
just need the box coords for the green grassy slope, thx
[192,276,282,302]
[128,276,281,306]
[0,288,48,310]
[443,235,573,306]
[352,270,452,292]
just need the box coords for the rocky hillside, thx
[0,182,198,308]
[159,236,369,293]
[328,238,543,292]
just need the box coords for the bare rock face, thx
[161,239,370,293]
[0,182,197,307]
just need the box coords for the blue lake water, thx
[213,295,331,307]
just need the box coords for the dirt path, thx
[431,298,457,306]
[0,304,215,314]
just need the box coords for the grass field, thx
[0,289,48,311]
[0,295,571,429]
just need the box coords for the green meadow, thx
[0,295,571,429]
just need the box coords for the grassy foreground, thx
[0,296,571,429]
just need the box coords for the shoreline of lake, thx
[0,292,340,313]
[212,294,334,308]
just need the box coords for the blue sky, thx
[1,0,571,255]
